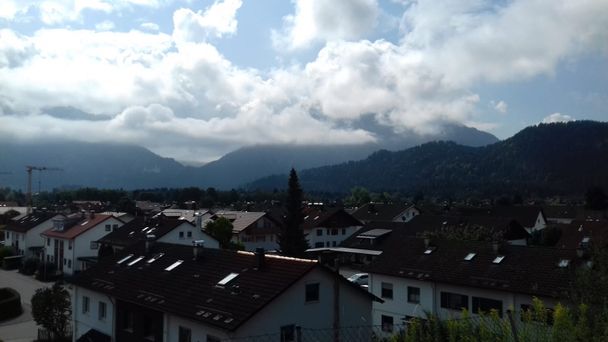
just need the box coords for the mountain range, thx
[0,123,497,191]
[248,121,608,197]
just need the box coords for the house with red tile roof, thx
[41,212,124,275]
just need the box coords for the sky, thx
[0,0,607,163]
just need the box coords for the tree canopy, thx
[278,169,309,257]
[31,282,71,340]
[205,217,234,248]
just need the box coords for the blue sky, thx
[0,0,606,162]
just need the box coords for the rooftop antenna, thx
[25,166,62,214]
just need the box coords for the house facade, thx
[69,243,378,342]
[3,212,63,258]
[366,237,576,333]
[211,211,282,251]
[303,208,363,249]
[41,213,124,275]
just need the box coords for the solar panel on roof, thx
[147,253,165,264]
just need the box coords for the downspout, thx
[333,260,340,342]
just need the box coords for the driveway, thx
[0,269,49,342]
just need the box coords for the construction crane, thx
[26,165,62,214]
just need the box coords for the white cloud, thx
[273,0,379,50]
[140,22,160,32]
[542,113,573,123]
[95,20,115,31]
[492,100,508,114]
[1,0,607,162]
[173,0,242,44]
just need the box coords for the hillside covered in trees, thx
[248,121,608,198]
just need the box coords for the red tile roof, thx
[42,214,116,239]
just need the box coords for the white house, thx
[303,208,363,249]
[210,211,282,251]
[69,243,379,342]
[367,237,576,334]
[3,212,64,258]
[97,215,220,253]
[352,203,421,223]
[41,213,124,275]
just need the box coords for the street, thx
[0,269,49,342]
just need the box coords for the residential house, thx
[3,212,64,258]
[41,213,124,275]
[457,206,547,233]
[97,216,219,253]
[69,243,379,342]
[212,211,282,251]
[555,220,608,249]
[303,208,363,249]
[351,203,420,223]
[367,237,577,333]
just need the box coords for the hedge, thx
[0,287,23,321]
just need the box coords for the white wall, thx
[165,314,229,342]
[73,286,115,340]
[5,216,59,257]
[306,226,362,249]
[370,272,561,327]
[235,267,372,341]
[158,222,220,249]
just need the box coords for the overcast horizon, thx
[1,0,607,163]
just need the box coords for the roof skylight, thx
[165,260,184,271]
[147,253,165,264]
[424,247,436,254]
[116,254,134,264]
[464,253,476,261]
[558,259,570,268]
[493,255,505,264]
[80,221,89,226]
[217,272,239,286]
[127,256,145,266]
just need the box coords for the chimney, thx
[195,212,203,230]
[145,234,156,253]
[255,248,265,270]
[492,241,500,254]
[193,240,205,260]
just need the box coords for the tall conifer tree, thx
[279,168,309,257]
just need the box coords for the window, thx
[112,224,118,230]
[381,282,393,299]
[68,241,72,250]
[473,297,503,317]
[178,326,191,342]
[305,283,320,302]
[98,301,107,320]
[332,241,337,247]
[143,315,154,340]
[105,224,111,231]
[47,238,50,246]
[122,311,134,331]
[407,286,420,304]
[207,335,221,342]
[64,258,67,265]
[316,229,323,236]
[326,242,330,247]
[314,242,324,248]
[331,229,338,235]
[280,325,295,342]
[68,260,72,268]
[187,231,192,238]
[381,315,394,332]
[90,242,99,249]
[179,231,184,239]
[256,235,266,242]
[82,296,90,314]
[441,292,469,311]
[5,232,8,239]
[342,228,346,235]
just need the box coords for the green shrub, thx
[0,246,14,263]
[35,262,58,282]
[0,287,23,321]
[20,258,40,275]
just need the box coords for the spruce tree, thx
[279,168,309,257]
